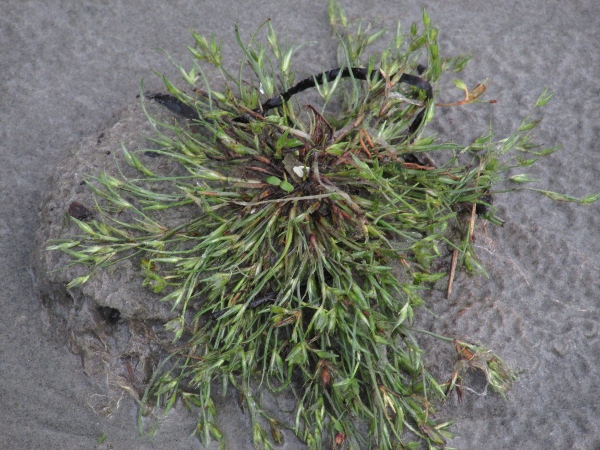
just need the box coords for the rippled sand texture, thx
[1,1,599,449]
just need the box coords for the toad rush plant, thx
[49,2,599,449]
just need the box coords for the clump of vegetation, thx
[49,1,598,449]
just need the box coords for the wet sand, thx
[1,1,599,448]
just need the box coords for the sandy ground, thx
[1,1,599,449]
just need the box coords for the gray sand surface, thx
[1,1,599,449]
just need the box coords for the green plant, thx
[49,2,598,449]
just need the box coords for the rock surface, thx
[32,98,184,414]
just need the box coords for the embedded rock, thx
[32,97,184,413]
